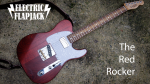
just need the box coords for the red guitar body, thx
[17,20,87,83]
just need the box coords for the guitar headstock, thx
[124,0,144,10]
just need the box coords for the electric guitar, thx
[17,1,144,83]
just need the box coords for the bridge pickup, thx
[38,44,56,61]
[37,60,61,76]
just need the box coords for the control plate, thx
[37,60,61,76]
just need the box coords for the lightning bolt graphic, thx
[44,4,51,18]
[8,4,14,18]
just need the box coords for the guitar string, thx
[68,6,127,43]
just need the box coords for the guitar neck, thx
[67,6,127,43]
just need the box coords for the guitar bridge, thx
[38,44,56,61]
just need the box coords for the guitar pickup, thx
[60,37,69,48]
[38,44,56,61]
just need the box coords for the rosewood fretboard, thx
[67,6,127,43]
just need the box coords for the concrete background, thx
[0,0,150,84]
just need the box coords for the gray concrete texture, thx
[0,0,150,84]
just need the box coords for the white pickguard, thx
[46,31,87,66]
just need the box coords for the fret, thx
[77,34,80,40]
[123,6,127,11]
[82,32,84,36]
[81,32,84,36]
[112,12,116,18]
[79,34,82,39]
[85,30,88,35]
[76,35,79,41]
[91,28,94,31]
[115,10,119,16]
[79,33,82,38]
[71,36,75,43]
[117,8,122,15]
[96,23,98,26]
[69,36,73,42]
[97,19,101,25]
[76,35,79,40]
[101,17,106,24]
[71,36,74,43]
[95,25,98,29]
[73,35,77,41]
[86,30,89,34]
[87,27,89,31]
[74,35,78,42]
[90,25,94,30]
[83,32,86,35]
[104,19,106,23]
[95,24,97,28]
[87,29,89,33]
[119,8,123,13]
[73,35,76,39]
[93,26,95,30]
[80,32,83,37]
[72,34,75,40]
[77,33,80,38]
[67,6,128,43]
[101,21,103,25]
[73,36,76,42]
[106,16,109,22]
[87,28,89,33]
[94,24,96,28]
[98,23,100,27]
[83,32,85,36]
[88,29,90,33]
[123,7,126,12]
[90,28,92,32]
[71,38,73,43]
[81,33,84,37]
[81,30,84,36]
[96,22,99,28]
[96,23,99,27]
[95,23,98,27]
[92,24,94,27]
[90,28,93,32]
[104,20,106,24]
[89,28,92,32]
[108,14,112,20]
[93,28,95,31]
[121,6,126,13]
[94,24,96,29]
[78,32,82,38]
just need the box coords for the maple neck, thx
[67,6,127,43]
